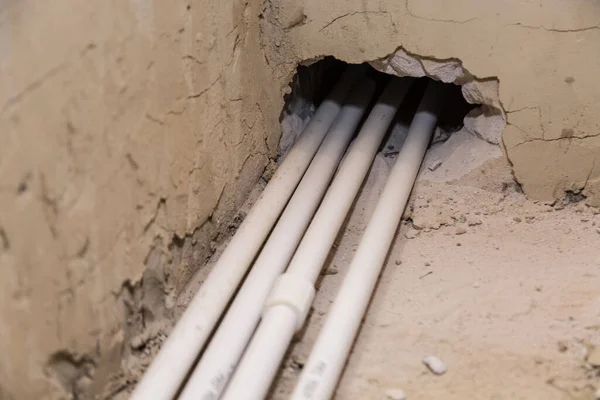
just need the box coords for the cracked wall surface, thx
[2,0,600,399]
[0,0,280,398]
[261,0,600,205]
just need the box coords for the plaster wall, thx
[0,0,277,398]
[1,0,599,398]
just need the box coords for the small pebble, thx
[428,159,443,171]
[557,341,568,353]
[455,227,467,235]
[456,242,462,247]
[586,345,600,367]
[405,229,418,239]
[423,355,447,375]
[425,262,431,267]
[595,388,600,400]
[473,282,480,289]
[395,259,402,265]
[385,388,407,400]
[322,266,338,275]
[130,334,148,350]
[513,216,522,223]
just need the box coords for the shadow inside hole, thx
[279,57,480,160]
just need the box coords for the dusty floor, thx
[270,137,600,399]
[180,130,600,400]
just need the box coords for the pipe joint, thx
[264,274,315,332]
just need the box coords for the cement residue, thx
[3,0,600,398]
[269,151,600,399]
[279,96,315,159]
[370,48,505,145]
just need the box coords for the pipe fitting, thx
[264,274,316,332]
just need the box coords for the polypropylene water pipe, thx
[291,81,445,400]
[178,79,377,400]
[221,77,414,400]
[129,65,365,400]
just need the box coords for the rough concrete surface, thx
[263,0,600,203]
[0,0,278,398]
[266,141,600,399]
[1,0,600,399]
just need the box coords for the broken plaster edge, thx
[369,47,506,146]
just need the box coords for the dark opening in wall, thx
[278,57,481,160]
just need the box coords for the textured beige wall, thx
[0,0,279,398]
[264,0,600,204]
[2,0,599,398]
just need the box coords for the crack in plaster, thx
[506,106,546,140]
[188,75,221,99]
[182,54,206,65]
[1,63,66,115]
[508,22,600,33]
[509,132,600,150]
[584,158,596,189]
[319,11,394,32]
[405,0,476,24]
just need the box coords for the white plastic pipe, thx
[178,79,377,400]
[291,81,445,400]
[129,65,365,400]
[221,78,414,400]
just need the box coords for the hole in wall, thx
[279,50,506,183]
